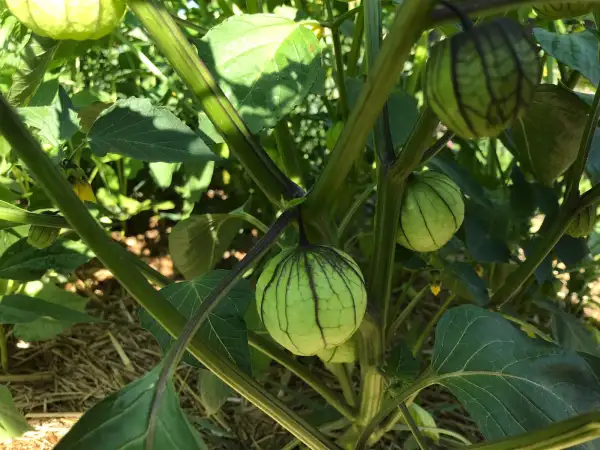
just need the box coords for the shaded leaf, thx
[346,78,419,150]
[0,386,31,440]
[0,294,100,325]
[19,87,80,147]
[199,14,321,133]
[89,97,216,163]
[13,281,89,341]
[433,305,600,447]
[139,271,253,373]
[534,28,600,86]
[55,366,206,450]
[442,262,489,306]
[381,340,420,390]
[463,215,510,263]
[198,369,232,415]
[0,238,93,281]
[555,235,589,267]
[8,35,59,106]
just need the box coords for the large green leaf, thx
[0,386,31,440]
[432,306,600,447]
[534,28,600,86]
[88,97,216,164]
[169,213,243,279]
[8,34,59,106]
[139,271,253,372]
[13,281,89,341]
[199,14,321,133]
[0,238,94,281]
[55,365,206,450]
[0,294,100,325]
[441,262,489,306]
[346,78,419,150]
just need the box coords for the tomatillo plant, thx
[2,1,600,449]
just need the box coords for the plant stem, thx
[412,294,455,356]
[326,0,350,119]
[249,331,358,421]
[399,403,430,450]
[273,119,305,188]
[356,315,385,428]
[387,285,428,343]
[305,0,438,215]
[114,31,167,81]
[147,210,296,448]
[464,410,600,450]
[0,326,7,372]
[325,362,357,408]
[0,205,70,228]
[565,77,600,203]
[346,8,364,78]
[127,0,303,207]
[0,93,337,450]
[419,131,454,165]
[338,183,376,239]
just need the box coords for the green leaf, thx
[0,294,100,325]
[199,14,321,133]
[380,340,420,390]
[0,238,94,281]
[534,28,600,86]
[346,78,419,150]
[88,97,216,164]
[441,262,489,306]
[403,403,439,444]
[55,365,206,450]
[149,162,179,189]
[169,213,242,279]
[542,303,600,357]
[139,271,253,373]
[0,386,31,440]
[463,214,510,263]
[13,281,89,341]
[586,129,600,185]
[555,235,589,267]
[19,87,80,147]
[198,369,233,415]
[432,305,600,446]
[8,35,59,106]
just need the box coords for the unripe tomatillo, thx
[425,18,542,139]
[256,245,367,356]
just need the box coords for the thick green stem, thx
[249,332,357,421]
[356,315,385,428]
[0,94,336,450]
[346,8,364,78]
[305,0,437,214]
[325,362,358,408]
[399,403,429,450]
[126,0,302,207]
[0,205,70,228]
[465,410,600,450]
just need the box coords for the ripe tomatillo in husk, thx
[397,171,465,253]
[6,0,127,41]
[425,18,542,139]
[256,245,367,356]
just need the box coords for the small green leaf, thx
[18,87,79,147]
[139,271,253,373]
[0,386,31,440]
[169,214,242,279]
[13,281,89,341]
[198,369,233,415]
[380,340,420,390]
[463,214,510,263]
[441,261,488,306]
[433,305,600,445]
[89,97,216,164]
[55,366,206,450]
[0,238,94,281]
[403,404,439,444]
[0,294,100,325]
[534,28,600,86]
[8,35,59,106]
[199,14,321,133]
